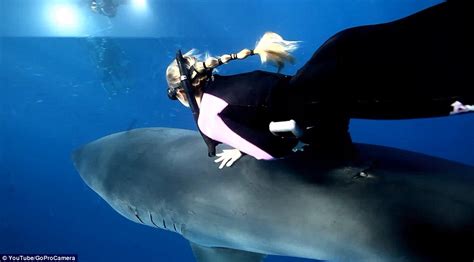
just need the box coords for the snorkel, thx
[175,50,201,122]
[174,50,219,157]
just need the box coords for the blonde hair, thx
[166,32,300,91]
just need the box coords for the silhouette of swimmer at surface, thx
[90,0,129,17]
[85,37,132,97]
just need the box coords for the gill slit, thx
[135,213,144,224]
[149,212,159,228]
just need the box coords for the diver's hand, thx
[214,149,243,169]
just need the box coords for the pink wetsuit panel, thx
[198,93,274,160]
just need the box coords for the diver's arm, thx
[198,113,275,161]
[198,93,275,160]
[217,114,302,159]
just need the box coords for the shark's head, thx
[72,129,202,234]
[72,127,474,261]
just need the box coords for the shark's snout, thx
[71,144,103,192]
[71,141,112,193]
[72,147,84,173]
[72,146,94,187]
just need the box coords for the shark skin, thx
[72,128,474,262]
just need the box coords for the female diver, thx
[166,0,473,169]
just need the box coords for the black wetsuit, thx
[203,71,298,158]
[288,0,473,120]
[202,1,473,159]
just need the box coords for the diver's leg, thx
[339,1,474,119]
[300,115,355,160]
[290,1,474,120]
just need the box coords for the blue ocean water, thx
[1,0,472,261]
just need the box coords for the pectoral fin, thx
[190,242,266,262]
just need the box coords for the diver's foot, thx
[450,101,474,115]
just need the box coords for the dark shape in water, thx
[85,37,132,97]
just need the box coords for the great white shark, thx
[72,128,474,261]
